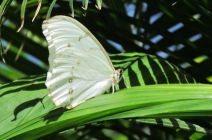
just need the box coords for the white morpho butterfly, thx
[42,16,122,109]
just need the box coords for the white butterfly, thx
[42,16,122,109]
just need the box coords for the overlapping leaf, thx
[0,53,212,139]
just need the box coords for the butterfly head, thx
[113,69,123,84]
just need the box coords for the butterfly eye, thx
[119,69,124,74]
[116,69,124,82]
[117,69,123,77]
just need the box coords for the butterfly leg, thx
[112,82,115,93]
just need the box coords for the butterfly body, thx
[42,16,121,109]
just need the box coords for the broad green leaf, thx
[0,52,210,139]
[0,84,212,139]
[111,53,196,87]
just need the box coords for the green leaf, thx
[46,0,57,19]
[17,0,28,32]
[0,52,210,139]
[0,83,212,139]
[0,0,13,20]
[113,53,196,86]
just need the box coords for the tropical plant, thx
[0,0,212,140]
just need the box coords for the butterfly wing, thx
[42,16,115,108]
